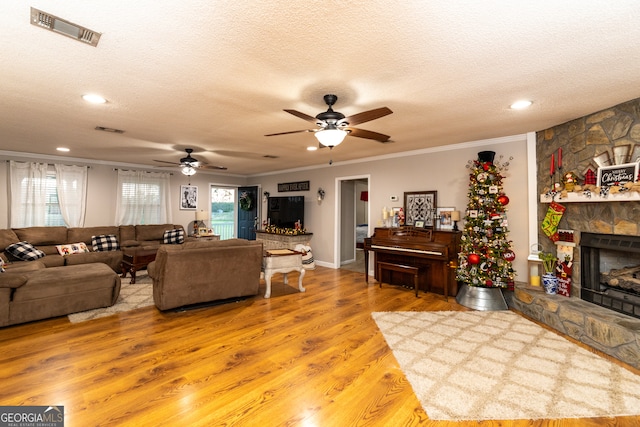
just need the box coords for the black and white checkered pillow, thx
[91,234,120,252]
[5,241,46,261]
[163,229,184,244]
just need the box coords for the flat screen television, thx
[267,196,304,228]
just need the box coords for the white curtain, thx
[9,161,48,227]
[54,164,88,227]
[115,170,173,225]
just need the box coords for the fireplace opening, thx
[580,232,640,319]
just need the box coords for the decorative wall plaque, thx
[278,181,310,192]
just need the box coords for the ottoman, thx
[7,263,121,326]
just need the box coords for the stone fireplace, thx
[509,97,640,369]
[580,232,640,319]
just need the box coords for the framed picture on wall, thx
[180,185,198,210]
[404,191,437,227]
[437,207,455,230]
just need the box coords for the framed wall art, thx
[404,191,437,227]
[437,207,455,230]
[180,185,198,210]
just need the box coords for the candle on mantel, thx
[550,153,555,176]
[558,148,562,169]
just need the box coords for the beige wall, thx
[0,156,247,230]
[252,134,529,277]
[1,133,529,278]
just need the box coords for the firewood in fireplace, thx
[601,265,640,294]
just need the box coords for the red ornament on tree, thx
[497,194,510,206]
[468,253,480,264]
[503,250,516,262]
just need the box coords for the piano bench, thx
[377,262,421,297]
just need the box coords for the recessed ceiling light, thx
[307,146,318,151]
[56,147,70,152]
[510,100,533,110]
[82,94,107,104]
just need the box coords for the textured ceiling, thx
[2,1,640,175]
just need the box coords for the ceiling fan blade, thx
[199,164,228,171]
[343,107,393,126]
[283,109,318,123]
[265,129,315,137]
[346,127,392,142]
[153,160,180,165]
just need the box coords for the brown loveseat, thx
[0,224,185,273]
[148,239,263,310]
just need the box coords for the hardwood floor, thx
[1,266,638,426]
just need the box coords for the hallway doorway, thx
[335,175,369,272]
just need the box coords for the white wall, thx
[1,133,530,280]
[0,154,247,230]
[254,134,529,280]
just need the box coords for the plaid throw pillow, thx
[91,234,120,252]
[5,241,46,261]
[163,229,184,244]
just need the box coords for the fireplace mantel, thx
[540,192,640,203]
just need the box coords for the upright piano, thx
[363,227,461,297]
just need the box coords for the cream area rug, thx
[372,310,640,421]
[68,273,154,323]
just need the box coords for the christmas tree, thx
[456,151,516,288]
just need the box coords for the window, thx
[9,162,88,228]
[44,174,65,226]
[115,170,172,225]
[210,186,236,240]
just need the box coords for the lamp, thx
[451,210,461,231]
[194,210,208,235]
[314,125,348,147]
[317,188,325,201]
[181,165,196,176]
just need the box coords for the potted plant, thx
[539,251,558,294]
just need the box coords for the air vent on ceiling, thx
[95,126,124,134]
[30,7,101,47]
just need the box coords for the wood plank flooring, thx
[0,266,638,426]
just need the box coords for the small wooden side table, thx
[262,249,306,298]
[121,248,157,284]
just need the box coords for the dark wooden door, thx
[237,186,258,240]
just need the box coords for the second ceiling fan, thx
[265,94,393,148]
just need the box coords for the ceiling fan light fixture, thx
[181,166,196,176]
[315,128,348,147]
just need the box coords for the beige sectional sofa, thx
[148,239,263,310]
[0,223,185,327]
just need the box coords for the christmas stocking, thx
[541,201,565,242]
